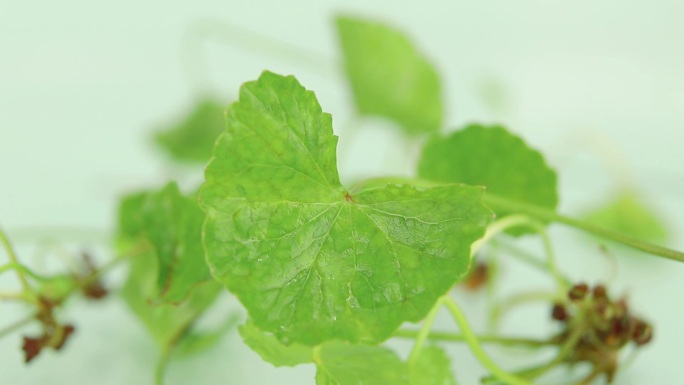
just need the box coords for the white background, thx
[1,0,683,384]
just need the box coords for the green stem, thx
[0,313,35,340]
[0,262,54,282]
[471,215,535,256]
[394,329,555,348]
[0,226,31,292]
[519,221,570,292]
[443,296,534,385]
[407,296,445,366]
[490,291,559,328]
[155,348,171,385]
[483,327,584,384]
[484,194,684,263]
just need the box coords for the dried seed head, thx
[568,283,589,301]
[552,303,570,322]
[592,284,608,301]
[632,320,653,346]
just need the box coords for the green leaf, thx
[418,124,558,234]
[120,250,221,350]
[173,313,240,357]
[238,321,313,367]
[583,191,667,244]
[154,98,226,164]
[117,182,212,303]
[336,16,443,135]
[200,71,492,345]
[315,342,408,385]
[409,346,457,385]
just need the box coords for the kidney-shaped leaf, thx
[409,345,458,385]
[238,321,313,367]
[120,250,221,350]
[418,124,558,233]
[200,71,491,345]
[583,191,668,244]
[118,182,212,303]
[315,341,408,385]
[154,98,226,164]
[336,16,443,135]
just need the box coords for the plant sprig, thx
[1,13,679,385]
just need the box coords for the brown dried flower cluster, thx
[551,283,653,383]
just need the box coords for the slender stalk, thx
[483,327,584,384]
[518,221,571,292]
[484,194,684,262]
[443,296,534,385]
[0,262,54,282]
[0,314,35,340]
[394,329,556,348]
[0,226,31,291]
[155,348,171,385]
[471,215,534,256]
[407,296,445,366]
[490,290,559,328]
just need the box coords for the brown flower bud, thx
[568,283,589,301]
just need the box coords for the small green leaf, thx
[336,16,443,135]
[315,342,408,385]
[583,191,668,244]
[409,346,458,385]
[120,250,221,350]
[418,124,558,234]
[173,313,240,357]
[200,71,492,345]
[154,98,226,164]
[117,182,212,303]
[238,321,313,367]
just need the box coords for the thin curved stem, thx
[490,290,559,328]
[484,194,684,263]
[0,313,35,340]
[407,296,445,366]
[393,329,556,349]
[0,262,54,282]
[155,348,171,385]
[0,226,31,291]
[471,215,535,256]
[443,296,534,385]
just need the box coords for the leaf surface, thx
[238,321,313,367]
[418,124,558,233]
[336,16,443,135]
[200,71,492,345]
[155,98,226,164]
[409,345,458,385]
[315,342,408,385]
[118,182,212,303]
[120,250,221,350]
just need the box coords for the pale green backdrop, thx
[1,1,683,384]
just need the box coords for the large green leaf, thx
[336,16,443,135]
[200,71,492,345]
[120,250,221,350]
[118,182,212,303]
[418,124,558,233]
[409,346,458,385]
[154,98,226,164]
[238,321,313,367]
[315,342,408,385]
